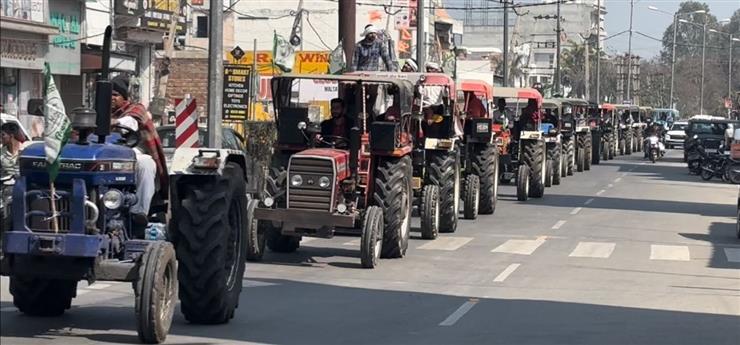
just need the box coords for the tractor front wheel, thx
[521,140,545,198]
[516,165,530,201]
[10,276,76,316]
[463,174,480,220]
[419,184,440,240]
[472,143,498,214]
[135,241,177,344]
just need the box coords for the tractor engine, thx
[283,148,351,216]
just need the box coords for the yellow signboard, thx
[225,50,330,76]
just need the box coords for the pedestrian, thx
[425,62,443,73]
[351,24,398,72]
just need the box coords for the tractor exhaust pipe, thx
[95,26,113,143]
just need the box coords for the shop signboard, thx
[223,64,252,121]
[1,0,44,23]
[47,1,81,75]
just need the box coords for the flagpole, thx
[49,182,59,233]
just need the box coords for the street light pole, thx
[207,0,223,148]
[670,14,678,108]
[626,0,634,103]
[555,0,561,94]
[503,0,509,87]
[700,21,707,114]
[595,0,601,103]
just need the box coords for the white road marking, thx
[493,263,521,282]
[85,283,112,290]
[614,177,622,183]
[584,198,594,205]
[570,207,582,215]
[343,239,361,246]
[596,189,606,196]
[439,299,479,326]
[607,184,614,188]
[723,248,740,263]
[417,237,473,251]
[569,242,616,258]
[650,245,690,261]
[243,279,279,288]
[492,237,546,255]
[551,220,567,229]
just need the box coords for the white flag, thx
[42,63,71,181]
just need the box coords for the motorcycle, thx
[700,148,731,182]
[646,135,664,163]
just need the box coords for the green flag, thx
[42,63,71,182]
[273,32,295,72]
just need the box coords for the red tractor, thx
[253,74,415,268]
[459,79,500,216]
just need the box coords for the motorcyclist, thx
[109,75,167,232]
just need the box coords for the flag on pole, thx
[273,33,295,72]
[42,63,71,182]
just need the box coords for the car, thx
[665,121,687,149]
[683,117,740,162]
[156,125,246,168]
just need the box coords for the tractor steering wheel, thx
[319,135,350,149]
[111,124,141,148]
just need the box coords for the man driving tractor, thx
[109,75,167,230]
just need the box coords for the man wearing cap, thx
[351,24,398,72]
[401,59,418,72]
[110,75,167,231]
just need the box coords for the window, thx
[196,16,208,38]
[541,77,550,85]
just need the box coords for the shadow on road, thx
[524,194,735,217]
[2,279,739,345]
[680,220,740,269]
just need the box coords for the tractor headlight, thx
[318,176,331,189]
[263,197,274,207]
[290,174,303,187]
[103,189,124,210]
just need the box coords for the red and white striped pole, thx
[175,95,198,148]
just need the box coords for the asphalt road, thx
[2,150,739,345]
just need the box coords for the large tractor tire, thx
[592,131,601,165]
[602,137,609,161]
[471,143,498,214]
[636,130,643,152]
[625,128,633,154]
[545,159,554,187]
[547,142,562,185]
[463,174,480,220]
[521,139,545,198]
[263,167,300,253]
[516,165,530,201]
[427,150,460,233]
[565,138,575,176]
[584,134,593,171]
[576,146,585,172]
[135,241,177,344]
[419,184,440,240]
[374,156,412,258]
[173,162,248,324]
[10,276,77,316]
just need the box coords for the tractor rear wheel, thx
[547,142,562,185]
[584,134,593,171]
[374,156,412,258]
[427,150,460,233]
[173,162,247,324]
[463,174,480,220]
[521,140,545,198]
[516,165,530,201]
[565,138,575,176]
[10,276,76,316]
[472,143,498,215]
[625,128,633,154]
[419,184,440,240]
[135,241,177,344]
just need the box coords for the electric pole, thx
[207,0,223,148]
[584,37,590,101]
[416,0,426,69]
[626,0,634,103]
[503,0,509,86]
[595,0,601,103]
[338,1,356,68]
[555,0,561,95]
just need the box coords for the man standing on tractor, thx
[351,24,398,72]
[110,75,167,230]
[401,59,418,72]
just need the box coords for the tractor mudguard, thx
[424,137,459,151]
[169,148,246,176]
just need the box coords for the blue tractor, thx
[0,27,254,343]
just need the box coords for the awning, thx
[81,50,136,72]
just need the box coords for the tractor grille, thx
[27,190,71,233]
[287,157,334,212]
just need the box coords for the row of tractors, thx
[0,60,652,343]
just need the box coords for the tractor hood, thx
[292,148,350,180]
[19,141,136,186]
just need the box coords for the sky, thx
[604,0,739,57]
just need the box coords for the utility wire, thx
[304,12,333,49]
[322,0,573,11]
